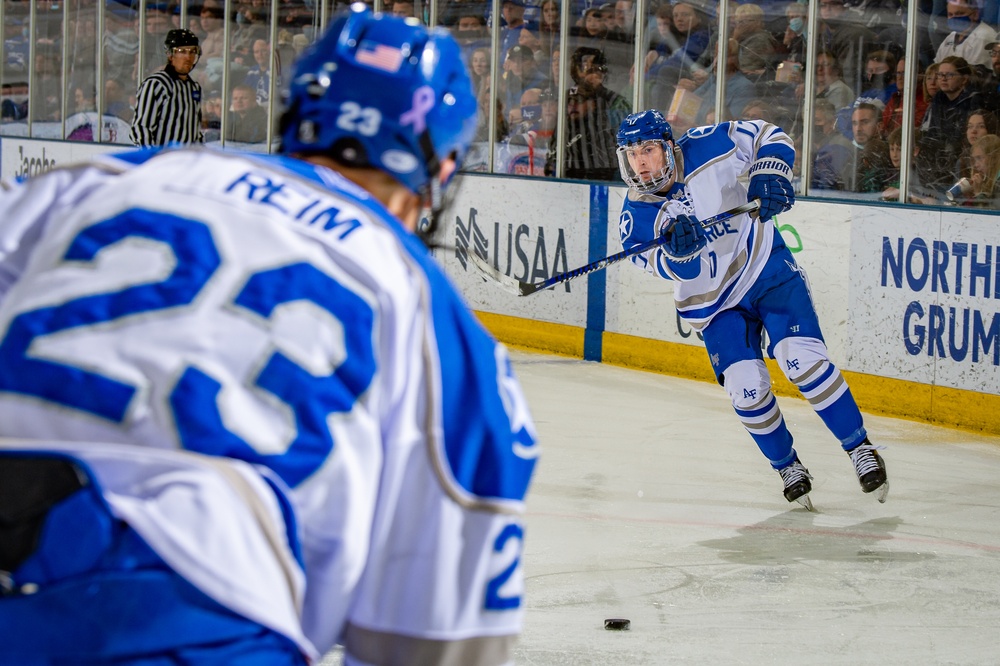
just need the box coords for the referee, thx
[130,29,204,146]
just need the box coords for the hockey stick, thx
[471,199,761,297]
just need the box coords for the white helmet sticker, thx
[382,149,419,173]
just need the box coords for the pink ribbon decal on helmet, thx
[400,85,436,134]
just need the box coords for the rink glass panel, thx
[2,0,994,210]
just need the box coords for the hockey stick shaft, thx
[476,199,760,296]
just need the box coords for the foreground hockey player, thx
[614,109,887,510]
[0,8,537,665]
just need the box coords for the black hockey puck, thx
[604,618,630,630]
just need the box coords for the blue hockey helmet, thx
[279,5,478,201]
[615,110,676,194]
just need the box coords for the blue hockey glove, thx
[747,157,795,221]
[661,214,706,262]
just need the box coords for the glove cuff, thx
[748,157,792,180]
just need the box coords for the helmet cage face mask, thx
[617,139,675,194]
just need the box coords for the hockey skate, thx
[847,439,889,503]
[778,457,814,511]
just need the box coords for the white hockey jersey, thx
[0,146,539,664]
[618,120,795,330]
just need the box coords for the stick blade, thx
[469,252,526,296]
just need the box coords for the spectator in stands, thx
[469,46,491,97]
[502,87,554,175]
[965,133,1000,206]
[600,3,618,37]
[1,81,28,122]
[518,27,547,59]
[537,0,561,56]
[818,0,876,91]
[244,38,278,106]
[923,56,981,184]
[732,3,778,77]
[686,37,757,123]
[612,0,636,42]
[858,50,897,105]
[811,49,856,110]
[225,83,268,143]
[935,0,996,70]
[741,98,770,122]
[103,78,134,123]
[812,98,855,191]
[391,0,419,21]
[575,6,610,48]
[882,58,930,133]
[958,108,999,178]
[924,61,942,101]
[500,45,546,123]
[199,1,227,61]
[879,127,940,204]
[669,1,712,71]
[562,46,631,181]
[72,84,97,115]
[453,12,489,57]
[647,2,712,111]
[781,1,808,63]
[31,47,63,123]
[644,4,681,81]
[509,87,554,137]
[239,0,271,26]
[3,16,30,75]
[103,5,140,84]
[539,46,561,91]
[873,3,937,70]
[277,0,313,30]
[500,0,531,60]
[202,88,222,141]
[850,100,893,192]
[68,14,98,82]
[140,3,175,77]
[291,32,310,58]
[979,40,1000,98]
[439,0,486,26]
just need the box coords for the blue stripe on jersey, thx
[755,141,796,168]
[584,185,608,362]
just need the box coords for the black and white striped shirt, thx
[129,66,204,147]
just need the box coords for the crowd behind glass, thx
[3,0,1000,208]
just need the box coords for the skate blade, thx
[874,480,889,504]
[795,493,814,511]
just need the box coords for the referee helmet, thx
[164,29,201,56]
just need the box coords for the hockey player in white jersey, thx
[615,109,887,510]
[0,8,537,665]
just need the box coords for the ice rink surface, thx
[508,350,1000,666]
[325,350,1000,665]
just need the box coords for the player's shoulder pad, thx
[677,123,736,171]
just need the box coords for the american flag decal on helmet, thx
[356,41,405,72]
